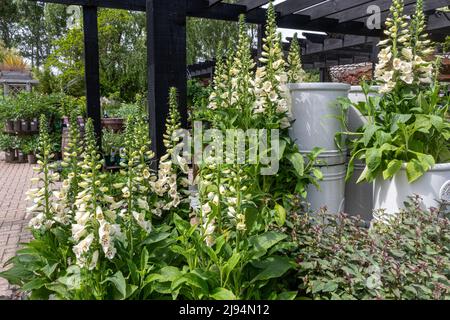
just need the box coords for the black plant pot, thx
[114,154,122,166]
[30,119,39,132]
[13,120,21,132]
[17,151,27,163]
[5,120,14,133]
[5,149,16,163]
[21,120,30,132]
[27,154,37,164]
[53,152,62,161]
[104,155,114,167]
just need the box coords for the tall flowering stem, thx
[375,0,435,94]
[72,119,122,270]
[208,48,235,118]
[287,33,306,83]
[26,115,59,232]
[230,15,255,126]
[118,114,154,241]
[151,88,190,216]
[55,112,84,226]
[253,1,290,128]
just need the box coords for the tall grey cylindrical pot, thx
[307,164,347,214]
[344,159,373,221]
[288,83,351,166]
[344,86,380,220]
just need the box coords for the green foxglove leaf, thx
[249,232,287,259]
[104,271,127,300]
[277,291,297,300]
[22,278,48,291]
[223,252,241,282]
[383,160,402,180]
[141,232,171,246]
[211,287,236,300]
[363,124,379,146]
[251,256,294,282]
[287,152,304,176]
[390,114,412,133]
[366,148,382,173]
[274,203,286,227]
[313,167,323,180]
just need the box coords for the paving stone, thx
[0,154,37,298]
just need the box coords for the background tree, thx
[41,9,147,101]
[0,0,19,49]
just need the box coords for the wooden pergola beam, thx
[330,0,448,23]
[236,0,270,12]
[208,0,222,7]
[275,0,323,17]
[28,0,146,11]
[299,0,374,20]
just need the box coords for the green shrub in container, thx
[0,133,15,161]
[346,0,450,220]
[102,128,124,166]
[21,136,39,164]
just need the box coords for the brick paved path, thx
[0,153,36,298]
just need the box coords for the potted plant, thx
[101,117,124,132]
[0,134,15,162]
[21,136,38,164]
[52,134,62,161]
[101,97,125,132]
[102,128,124,166]
[346,0,450,220]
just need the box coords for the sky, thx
[262,0,328,41]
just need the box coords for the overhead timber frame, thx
[28,0,450,159]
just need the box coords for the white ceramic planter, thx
[307,164,347,214]
[344,159,374,221]
[373,163,450,221]
[288,83,351,166]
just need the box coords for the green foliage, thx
[187,17,245,65]
[0,1,69,68]
[153,216,296,300]
[0,133,17,150]
[0,91,84,122]
[187,79,211,114]
[43,9,147,101]
[292,196,450,300]
[102,96,146,119]
[344,79,450,184]
[20,135,39,155]
[101,128,124,157]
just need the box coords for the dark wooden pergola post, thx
[257,23,265,63]
[371,40,380,78]
[146,0,187,160]
[82,5,102,146]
